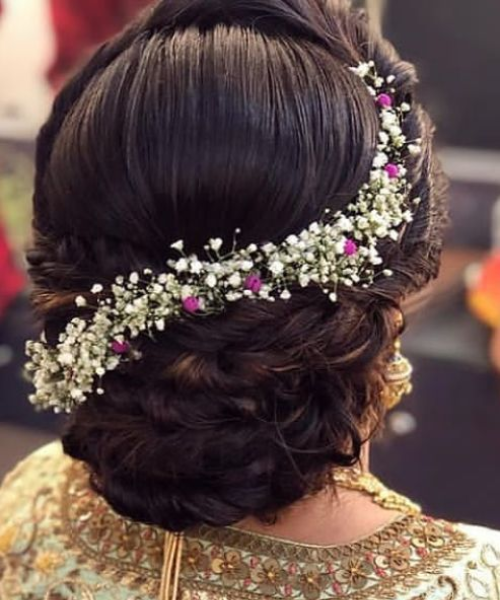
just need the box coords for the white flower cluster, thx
[26,61,421,413]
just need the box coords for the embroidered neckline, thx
[60,461,475,600]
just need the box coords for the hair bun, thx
[63,294,394,531]
[34,0,447,530]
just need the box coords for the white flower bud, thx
[351,62,371,78]
[58,352,74,366]
[75,296,87,307]
[262,243,276,255]
[209,238,223,252]
[228,273,242,288]
[373,153,388,168]
[91,284,103,294]
[357,217,369,230]
[378,131,389,144]
[240,260,254,271]
[205,274,218,288]
[382,112,397,126]
[175,258,189,273]
[190,260,203,274]
[389,126,402,138]
[171,240,184,251]
[269,260,284,275]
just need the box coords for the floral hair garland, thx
[26,61,422,413]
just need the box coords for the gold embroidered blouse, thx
[1,443,500,600]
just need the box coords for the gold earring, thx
[382,339,413,410]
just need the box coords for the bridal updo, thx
[28,0,448,531]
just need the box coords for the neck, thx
[237,444,401,546]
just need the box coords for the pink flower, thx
[182,296,201,314]
[244,274,262,294]
[385,163,400,179]
[111,340,130,355]
[377,93,393,108]
[344,239,358,256]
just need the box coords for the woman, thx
[1,1,499,598]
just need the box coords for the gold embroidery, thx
[62,463,164,576]
[466,544,500,600]
[34,551,64,576]
[1,443,498,600]
[0,526,16,555]
[409,576,460,600]
[43,578,124,600]
[437,575,460,600]
[181,517,474,600]
[58,460,478,600]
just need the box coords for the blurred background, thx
[0,0,499,527]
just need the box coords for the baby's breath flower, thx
[228,273,242,288]
[175,258,189,273]
[269,260,285,275]
[26,61,418,414]
[171,240,184,252]
[209,238,223,252]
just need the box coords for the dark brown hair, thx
[28,0,448,531]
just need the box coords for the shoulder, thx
[0,442,161,599]
[456,520,500,563]
[0,441,71,552]
[414,518,500,598]
[458,521,500,542]
[0,441,69,510]
[0,442,74,598]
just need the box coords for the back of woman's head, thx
[29,0,448,531]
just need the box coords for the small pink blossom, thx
[111,340,130,355]
[385,163,400,179]
[344,239,358,256]
[377,93,393,108]
[182,296,201,314]
[244,274,262,294]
